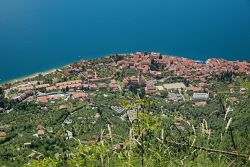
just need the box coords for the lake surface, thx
[0,0,250,83]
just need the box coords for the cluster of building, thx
[123,75,147,88]
[8,77,122,104]
[10,77,121,94]
[3,52,249,106]
[117,52,250,83]
[117,52,162,77]
[158,82,209,103]
[36,91,89,104]
[36,94,65,103]
[111,105,138,122]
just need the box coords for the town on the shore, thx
[1,52,250,109]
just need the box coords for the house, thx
[149,71,162,78]
[193,93,209,101]
[28,150,44,160]
[145,84,157,95]
[37,96,49,103]
[47,94,64,101]
[66,130,73,140]
[230,88,235,94]
[167,93,183,102]
[56,80,82,87]
[37,124,44,130]
[124,76,147,87]
[109,80,120,92]
[174,117,183,126]
[89,77,112,83]
[82,84,89,89]
[35,84,50,89]
[18,86,34,92]
[46,86,57,92]
[140,59,150,66]
[24,143,32,148]
[67,83,82,89]
[95,113,101,119]
[64,116,73,125]
[72,92,88,100]
[37,130,45,137]
[130,76,139,85]
[240,88,246,94]
[137,65,149,74]
[195,101,207,107]
[12,91,33,102]
[156,86,164,91]
[59,104,68,110]
[123,78,129,87]
[26,96,35,103]
[0,131,7,138]
[55,80,83,90]
[6,109,13,113]
[54,152,65,159]
[186,87,204,92]
[111,106,125,114]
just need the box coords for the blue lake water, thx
[0,0,250,83]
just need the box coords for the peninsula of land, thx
[0,52,249,166]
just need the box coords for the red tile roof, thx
[72,92,88,99]
[37,96,48,103]
[186,87,203,92]
[0,131,6,138]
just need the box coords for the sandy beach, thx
[0,68,58,85]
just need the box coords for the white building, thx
[193,93,209,100]
[163,83,186,90]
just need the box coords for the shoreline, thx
[0,68,59,85]
[0,53,249,86]
[0,53,110,85]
